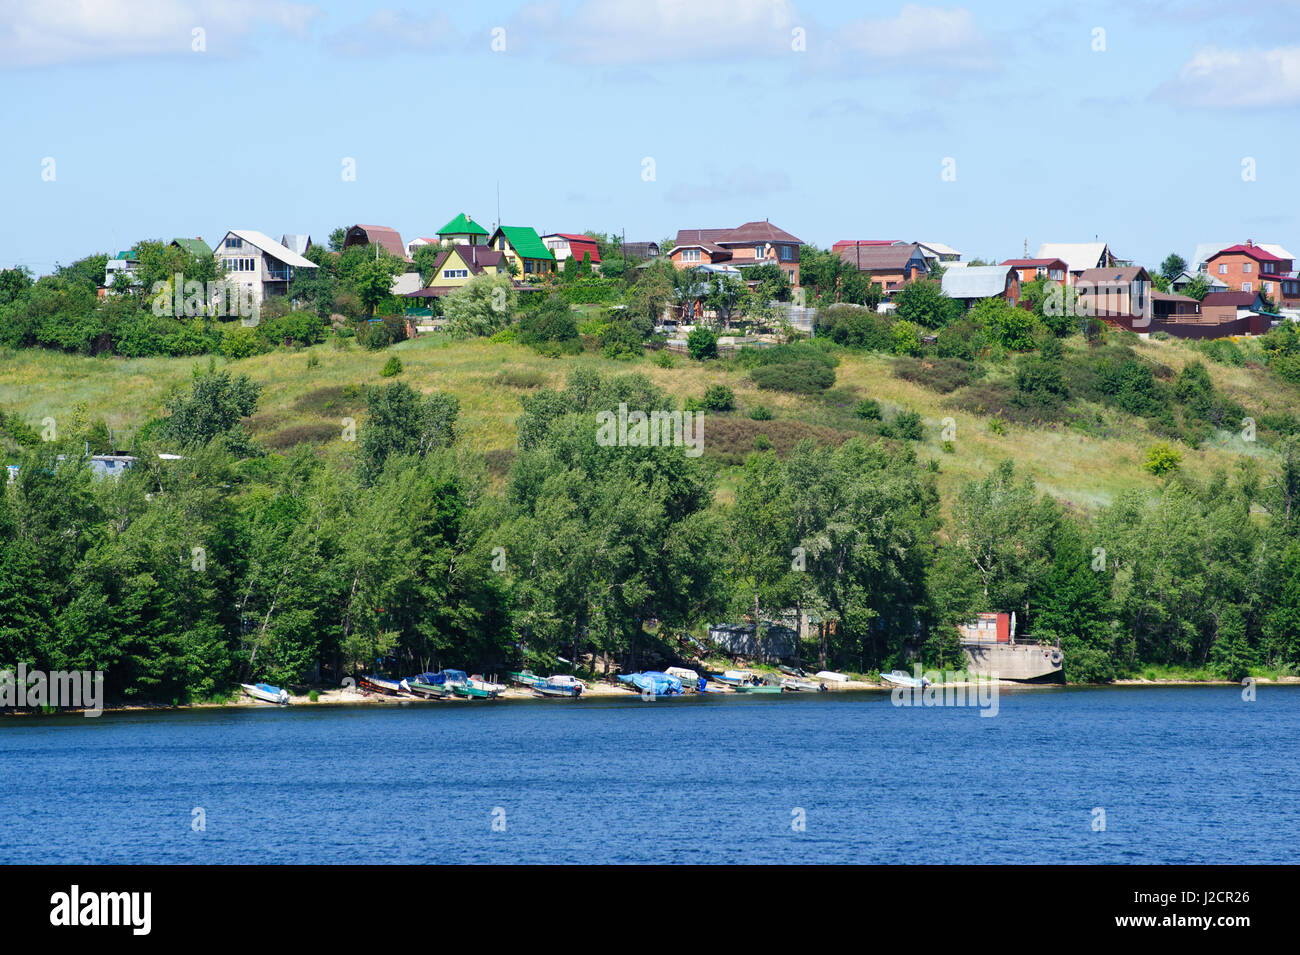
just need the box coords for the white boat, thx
[814,670,849,683]
[241,683,290,705]
[665,666,700,685]
[781,677,824,692]
[879,670,929,689]
[544,674,586,690]
[468,674,507,694]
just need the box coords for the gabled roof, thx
[916,241,961,257]
[219,230,317,268]
[622,241,659,259]
[1260,243,1295,261]
[1207,243,1284,263]
[438,213,488,237]
[171,237,211,257]
[491,225,554,260]
[832,240,900,253]
[837,242,927,271]
[941,265,1014,300]
[1196,242,1295,267]
[279,234,311,256]
[1037,242,1112,274]
[345,224,408,260]
[1077,266,1148,285]
[1002,258,1066,269]
[439,244,505,275]
[674,229,731,255]
[716,220,802,246]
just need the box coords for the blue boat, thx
[618,672,683,696]
[402,671,451,698]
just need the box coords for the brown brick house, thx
[670,220,803,286]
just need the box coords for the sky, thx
[3,0,1300,275]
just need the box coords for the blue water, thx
[1,685,1297,864]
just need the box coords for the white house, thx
[211,230,318,306]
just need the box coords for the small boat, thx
[469,674,507,694]
[532,677,583,698]
[709,669,752,686]
[241,683,290,705]
[879,669,931,689]
[618,672,683,696]
[509,670,546,688]
[440,670,499,699]
[734,678,783,694]
[360,674,405,696]
[781,677,824,692]
[779,664,809,678]
[665,666,699,685]
[402,672,451,699]
[814,670,850,684]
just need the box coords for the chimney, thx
[1246,239,1254,247]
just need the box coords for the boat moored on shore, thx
[241,683,290,705]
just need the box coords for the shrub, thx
[854,398,882,420]
[700,384,736,412]
[380,355,403,377]
[748,404,773,421]
[892,357,979,393]
[754,434,772,451]
[817,305,892,351]
[890,319,923,356]
[687,326,718,361]
[219,323,266,360]
[1143,441,1183,475]
[652,350,676,369]
[751,359,835,393]
[884,410,923,440]
[495,368,548,389]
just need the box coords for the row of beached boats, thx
[238,663,872,707]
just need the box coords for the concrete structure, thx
[959,612,1062,681]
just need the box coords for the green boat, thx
[509,670,546,688]
[734,680,783,694]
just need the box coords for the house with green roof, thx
[487,225,556,279]
[170,237,212,258]
[437,213,489,247]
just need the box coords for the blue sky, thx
[4,0,1300,274]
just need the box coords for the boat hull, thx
[961,642,1063,681]
[241,683,289,705]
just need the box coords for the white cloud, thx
[512,0,803,65]
[1158,45,1300,107]
[327,9,461,57]
[0,0,319,68]
[835,5,990,70]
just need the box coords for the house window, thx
[227,237,243,249]
[681,249,701,263]
[1265,281,1274,293]
[442,269,468,280]
[1218,264,1228,274]
[1242,282,1252,292]
[779,245,794,261]
[1264,262,1276,273]
[1243,262,1252,273]
[1050,269,1064,281]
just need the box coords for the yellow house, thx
[424,244,509,290]
[486,225,557,279]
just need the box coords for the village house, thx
[1036,242,1117,283]
[622,241,660,260]
[1170,269,1228,295]
[1203,242,1300,307]
[1075,266,1152,320]
[835,241,931,292]
[1001,257,1067,286]
[406,244,509,299]
[211,229,318,306]
[941,265,1019,308]
[915,241,962,265]
[486,225,556,279]
[669,220,802,286]
[541,233,602,271]
[171,237,212,258]
[343,224,410,261]
[437,213,489,247]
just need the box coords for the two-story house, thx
[211,230,318,306]
[836,241,931,292]
[1076,266,1152,321]
[1036,242,1117,283]
[437,213,489,247]
[1002,258,1067,286]
[343,224,410,261]
[1204,242,1300,308]
[486,225,556,279]
[670,220,803,286]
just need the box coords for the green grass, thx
[2,332,1295,515]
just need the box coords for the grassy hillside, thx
[2,331,1295,512]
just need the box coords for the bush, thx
[700,384,736,412]
[751,359,835,393]
[219,323,266,360]
[687,326,717,361]
[889,409,924,441]
[892,357,979,393]
[854,398,882,420]
[748,404,773,421]
[817,305,892,351]
[652,349,676,369]
[754,434,772,451]
[380,355,403,377]
[1143,441,1183,475]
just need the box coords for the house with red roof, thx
[541,233,602,272]
[1002,258,1068,286]
[343,224,411,262]
[1204,241,1300,307]
[670,219,803,285]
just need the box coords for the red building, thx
[1001,257,1068,286]
[1204,241,1300,307]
